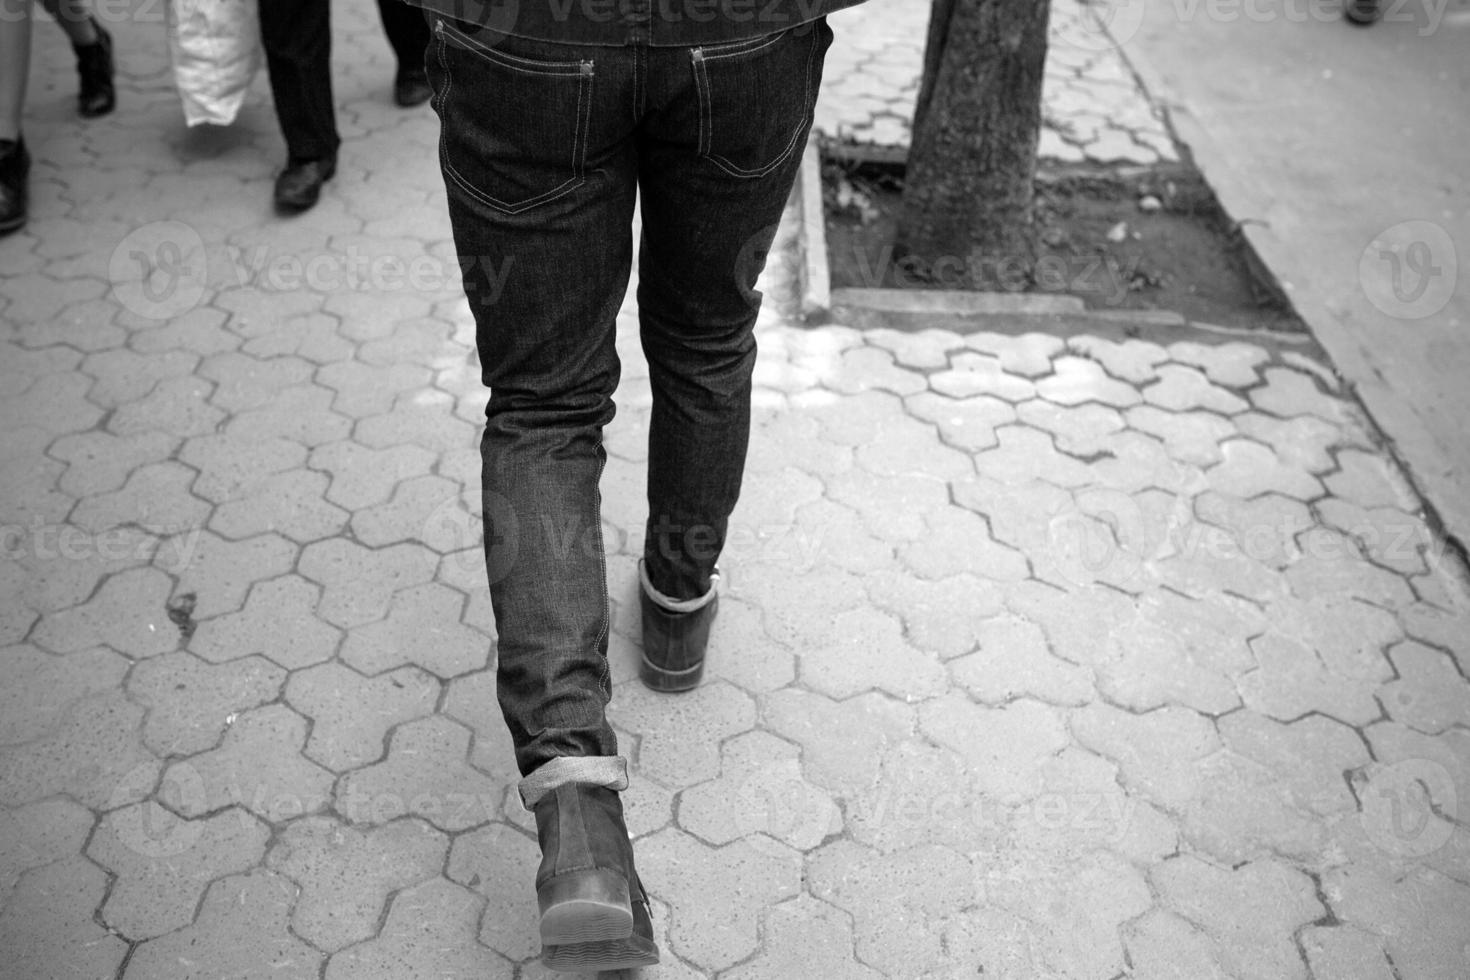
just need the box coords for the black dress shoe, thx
[640,587,718,693]
[0,137,30,237]
[394,67,431,107]
[1344,0,1380,21]
[542,870,660,972]
[273,156,336,213]
[532,783,637,946]
[75,20,116,118]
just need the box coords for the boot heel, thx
[639,583,717,694]
[537,868,633,945]
[640,654,705,693]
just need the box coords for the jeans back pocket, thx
[432,19,594,215]
[691,20,833,180]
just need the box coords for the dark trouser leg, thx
[426,19,637,781]
[427,12,832,768]
[636,20,834,602]
[377,0,430,71]
[258,0,338,161]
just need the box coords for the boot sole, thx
[542,933,660,972]
[639,655,704,693]
[537,868,633,945]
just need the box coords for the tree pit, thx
[822,150,1306,332]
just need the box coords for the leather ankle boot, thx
[75,20,115,118]
[532,783,636,945]
[0,137,30,237]
[541,868,659,972]
[640,588,718,692]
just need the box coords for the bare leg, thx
[0,0,31,140]
[32,0,112,118]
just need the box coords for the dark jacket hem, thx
[406,0,867,45]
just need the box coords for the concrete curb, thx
[795,111,1341,345]
[797,137,1101,326]
[821,138,1187,187]
[831,287,1087,317]
[799,135,831,320]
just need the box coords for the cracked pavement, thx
[3,2,1470,979]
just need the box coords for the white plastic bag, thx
[165,0,263,126]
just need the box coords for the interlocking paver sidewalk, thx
[819,0,1178,165]
[3,4,1470,980]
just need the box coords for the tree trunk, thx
[896,0,1050,285]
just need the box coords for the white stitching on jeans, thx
[436,36,592,214]
[701,28,818,179]
[576,62,591,184]
[438,18,587,75]
[698,30,786,61]
[691,49,710,158]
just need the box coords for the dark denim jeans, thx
[426,17,832,778]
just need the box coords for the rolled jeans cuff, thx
[640,559,719,613]
[518,754,629,810]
